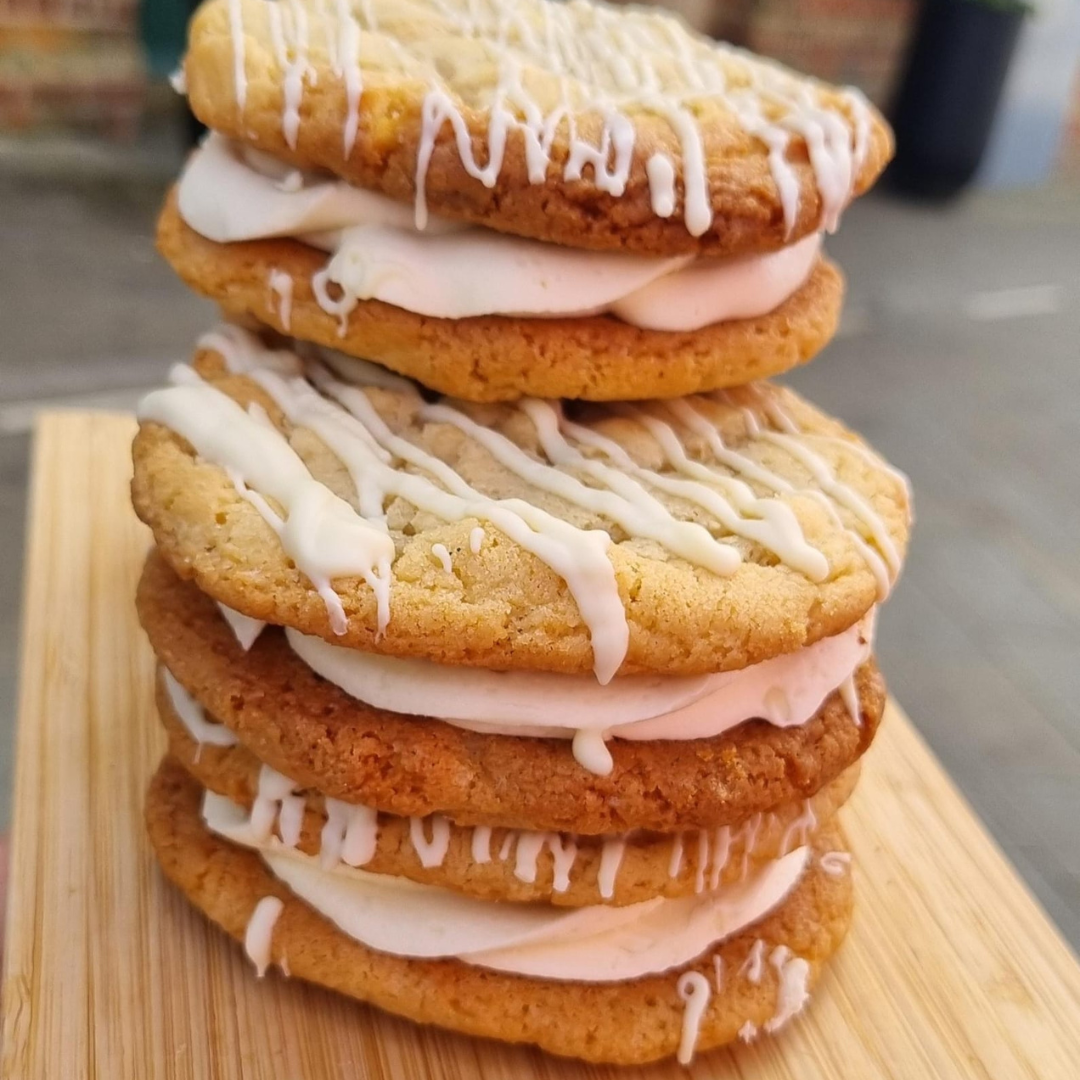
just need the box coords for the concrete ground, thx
[1,147,1078,950]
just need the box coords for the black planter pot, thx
[888,0,1027,198]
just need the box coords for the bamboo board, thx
[3,411,1079,1080]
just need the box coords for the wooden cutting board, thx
[3,412,1079,1080]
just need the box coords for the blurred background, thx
[1,0,1078,947]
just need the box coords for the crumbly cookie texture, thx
[147,757,854,1065]
[156,192,843,403]
[184,0,891,257]
[138,554,884,834]
[160,676,859,907]
[131,348,910,678]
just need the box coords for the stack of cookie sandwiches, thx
[135,0,911,1065]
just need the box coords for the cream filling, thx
[203,788,808,983]
[285,615,872,773]
[178,135,821,332]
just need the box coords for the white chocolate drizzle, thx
[430,542,453,573]
[268,269,294,331]
[222,0,871,240]
[764,945,811,1033]
[739,938,766,984]
[676,971,711,1065]
[819,850,851,877]
[216,602,267,650]
[713,955,724,992]
[468,526,485,554]
[471,825,493,865]
[162,669,239,758]
[244,895,283,976]
[668,834,684,878]
[779,800,817,856]
[321,797,378,868]
[738,1020,758,1043]
[512,833,578,893]
[597,837,627,901]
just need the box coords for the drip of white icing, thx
[676,971,711,1065]
[668,834,684,878]
[244,896,283,977]
[713,955,724,991]
[137,363,395,636]
[216,602,268,650]
[740,938,767,984]
[430,543,453,573]
[409,815,452,868]
[764,945,811,1033]
[839,674,861,727]
[227,0,247,113]
[709,827,732,891]
[468,526,485,554]
[498,832,515,861]
[333,0,363,156]
[780,801,817,856]
[513,832,578,893]
[321,797,378,869]
[597,837,627,900]
[162,669,238,752]
[287,614,872,774]
[694,830,709,894]
[738,814,763,880]
[268,269,294,331]
[645,152,676,218]
[251,765,306,848]
[205,787,811,982]
[471,825,493,865]
[738,1020,758,1043]
[571,728,613,775]
[179,136,820,332]
[819,851,851,877]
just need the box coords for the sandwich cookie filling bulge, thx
[203,785,811,982]
[136,325,908,685]
[178,134,824,333]
[286,612,875,772]
[208,0,880,245]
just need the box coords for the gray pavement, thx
[1,157,1078,949]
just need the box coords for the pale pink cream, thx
[178,134,821,332]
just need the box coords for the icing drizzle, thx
[228,0,873,239]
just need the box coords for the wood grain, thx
[2,412,1079,1079]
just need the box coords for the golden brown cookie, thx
[147,757,855,1064]
[160,679,860,906]
[132,341,911,678]
[138,553,885,834]
[184,0,891,257]
[157,191,844,403]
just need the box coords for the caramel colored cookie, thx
[157,192,844,403]
[147,757,855,1065]
[160,678,859,906]
[138,553,884,834]
[185,0,891,257]
[132,340,911,678]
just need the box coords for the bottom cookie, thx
[146,757,855,1065]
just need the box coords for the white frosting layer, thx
[204,789,808,983]
[178,135,820,332]
[286,616,872,759]
[163,669,238,748]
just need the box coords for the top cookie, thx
[132,325,910,680]
[183,0,892,257]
